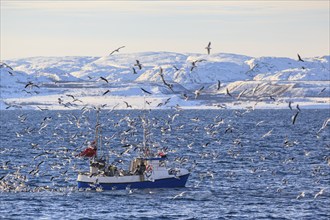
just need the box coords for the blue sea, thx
[0,109,329,219]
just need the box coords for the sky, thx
[1,1,329,60]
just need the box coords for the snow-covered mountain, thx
[1,52,329,110]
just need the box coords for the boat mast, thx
[142,96,146,149]
[95,108,101,158]
[142,96,149,157]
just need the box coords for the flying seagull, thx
[226,88,232,97]
[297,54,304,62]
[66,94,75,100]
[109,46,125,55]
[100,76,109,83]
[317,118,330,134]
[318,87,326,95]
[190,59,206,72]
[132,67,137,74]
[182,93,189,101]
[217,80,221,90]
[0,62,14,70]
[173,65,179,71]
[140,88,152,95]
[292,111,299,125]
[296,104,301,112]
[134,60,142,70]
[123,101,132,108]
[159,67,174,92]
[194,86,204,99]
[103,90,110,96]
[25,81,40,89]
[237,89,247,100]
[205,42,211,55]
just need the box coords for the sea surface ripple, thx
[0,109,329,219]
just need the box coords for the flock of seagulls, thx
[0,45,329,205]
[0,104,328,197]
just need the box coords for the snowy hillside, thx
[1,52,329,110]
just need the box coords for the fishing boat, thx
[76,111,190,190]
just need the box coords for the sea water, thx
[0,109,329,219]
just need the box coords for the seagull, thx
[172,191,186,200]
[123,101,132,108]
[217,80,221,90]
[261,129,273,139]
[0,62,13,70]
[65,94,82,103]
[296,191,305,199]
[292,111,299,125]
[226,88,232,97]
[252,84,260,96]
[318,87,326,95]
[317,118,330,134]
[140,88,152,95]
[100,77,109,83]
[190,59,206,72]
[159,67,174,92]
[203,142,210,148]
[102,90,110,96]
[297,54,304,62]
[205,42,211,55]
[22,89,32,95]
[66,94,75,100]
[37,106,48,111]
[164,97,171,105]
[134,60,142,70]
[237,89,247,100]
[191,61,197,72]
[173,65,179,71]
[182,93,189,101]
[109,46,125,55]
[314,188,325,199]
[25,81,40,89]
[194,86,204,99]
[269,96,276,101]
[288,101,293,110]
[296,104,301,112]
[132,67,137,74]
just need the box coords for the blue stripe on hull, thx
[77,174,190,190]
